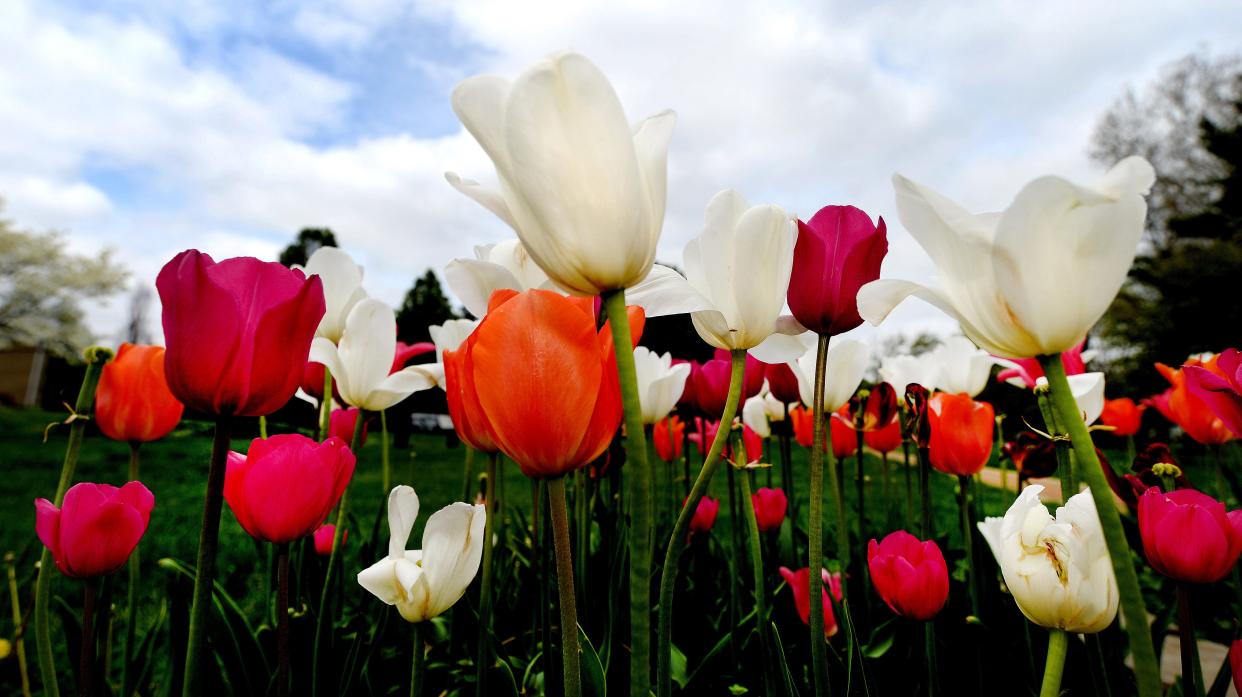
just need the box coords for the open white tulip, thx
[788,333,871,411]
[1036,372,1106,426]
[930,336,1004,397]
[444,240,553,318]
[358,486,486,623]
[448,52,675,295]
[310,299,437,411]
[879,353,940,394]
[295,247,367,343]
[632,347,691,424]
[978,486,1118,633]
[858,157,1155,358]
[742,395,772,439]
[427,319,480,389]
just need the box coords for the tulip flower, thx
[751,487,787,532]
[742,395,772,439]
[444,240,556,318]
[294,246,367,343]
[790,335,871,411]
[689,420,762,466]
[1183,348,1242,440]
[688,496,719,534]
[790,406,817,449]
[1035,372,1107,425]
[157,250,326,417]
[329,407,367,446]
[778,567,843,636]
[1151,356,1237,445]
[830,409,858,460]
[314,524,345,556]
[1004,432,1060,484]
[1138,487,1242,584]
[928,336,1003,397]
[978,486,1119,633]
[674,359,703,415]
[309,299,437,412]
[1100,398,1145,437]
[691,353,763,418]
[633,347,691,424]
[224,435,355,544]
[867,531,949,621]
[35,482,154,578]
[448,52,674,296]
[787,205,888,336]
[653,416,685,463]
[95,343,184,443]
[865,417,903,454]
[996,339,1090,388]
[928,393,995,477]
[358,486,486,622]
[858,158,1154,358]
[765,362,802,405]
[880,353,939,394]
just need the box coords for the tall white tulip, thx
[788,334,871,411]
[448,52,675,295]
[295,247,367,343]
[879,353,940,394]
[358,486,486,623]
[930,336,1004,397]
[858,157,1155,358]
[309,299,437,411]
[632,347,691,424]
[1036,372,1107,426]
[978,486,1118,633]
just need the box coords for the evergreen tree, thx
[278,227,338,267]
[395,269,457,344]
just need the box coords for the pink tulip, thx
[995,339,1087,388]
[867,531,949,621]
[330,407,367,446]
[787,205,887,336]
[751,487,787,532]
[35,482,154,578]
[779,566,843,636]
[391,341,435,373]
[224,434,356,544]
[157,250,325,417]
[692,352,764,417]
[1138,487,1242,583]
[1184,348,1242,439]
[313,524,346,556]
[688,496,719,534]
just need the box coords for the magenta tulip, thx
[157,250,325,417]
[313,524,346,556]
[330,407,367,446]
[224,434,356,544]
[867,531,949,621]
[1138,487,1242,583]
[752,487,788,532]
[1184,348,1242,438]
[35,482,154,578]
[779,566,843,636]
[694,352,763,417]
[787,205,887,336]
[765,362,801,405]
[688,496,719,534]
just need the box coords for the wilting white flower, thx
[929,336,1005,397]
[295,247,367,344]
[978,486,1118,633]
[632,347,691,424]
[358,486,486,623]
[858,158,1155,358]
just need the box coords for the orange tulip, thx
[830,407,857,460]
[1099,397,1145,437]
[1153,357,1236,445]
[864,415,903,454]
[928,392,994,476]
[444,327,500,454]
[654,415,685,462]
[95,343,184,443]
[790,405,816,449]
[462,289,639,478]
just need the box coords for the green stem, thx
[381,410,390,494]
[1039,355,1161,697]
[409,623,428,697]
[121,443,142,697]
[1040,629,1069,697]
[656,350,745,697]
[600,288,652,697]
[34,347,111,697]
[1177,584,1205,697]
[902,438,914,529]
[918,447,932,541]
[958,476,980,619]
[475,452,498,696]
[79,579,98,697]
[276,543,290,697]
[259,415,267,439]
[1035,388,1074,502]
[737,465,774,697]
[182,418,233,697]
[319,368,333,441]
[460,446,475,505]
[810,333,841,696]
[7,553,32,697]
[547,477,581,697]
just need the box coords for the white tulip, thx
[294,247,367,344]
[358,486,486,623]
[742,395,772,439]
[762,392,787,422]
[310,299,437,411]
[448,52,675,295]
[444,240,553,318]
[858,157,1155,358]
[632,347,691,424]
[788,333,871,412]
[1035,372,1106,425]
[879,354,940,394]
[929,336,1004,397]
[978,486,1118,633]
[425,319,480,390]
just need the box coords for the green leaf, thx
[579,623,607,697]
[669,642,688,689]
[863,616,899,659]
[768,621,798,697]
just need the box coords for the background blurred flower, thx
[313,524,345,556]
[688,496,719,534]
[1100,397,1145,436]
[633,347,691,424]
[778,567,843,636]
[1184,348,1242,438]
[35,481,154,578]
[95,343,184,443]
[930,336,1003,397]
[790,335,870,411]
[653,415,685,462]
[329,407,367,445]
[880,353,939,394]
[1153,356,1237,444]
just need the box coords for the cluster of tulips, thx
[22,49,1242,697]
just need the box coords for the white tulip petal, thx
[303,247,367,343]
[1035,372,1106,425]
[450,75,512,171]
[420,502,486,618]
[357,558,400,605]
[742,395,771,439]
[336,299,400,408]
[429,319,480,361]
[308,338,349,398]
[444,258,523,319]
[749,332,809,364]
[483,239,551,291]
[387,486,419,559]
[631,109,677,228]
[823,338,872,412]
[625,264,713,317]
[445,173,519,232]
[365,367,438,411]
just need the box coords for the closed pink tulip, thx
[224,434,356,544]
[693,353,763,417]
[330,407,367,446]
[688,496,719,534]
[751,487,787,532]
[157,250,325,417]
[787,205,887,336]
[1138,487,1242,583]
[867,531,949,621]
[779,566,843,636]
[313,524,346,556]
[35,482,154,578]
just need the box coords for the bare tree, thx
[124,284,153,345]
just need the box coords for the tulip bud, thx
[95,343,184,443]
[329,407,367,446]
[928,393,994,476]
[313,524,345,556]
[778,567,843,636]
[688,496,719,535]
[867,531,949,621]
[751,488,787,532]
[653,416,685,463]
[787,206,887,337]
[35,482,154,578]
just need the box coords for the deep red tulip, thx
[95,343,184,443]
[765,362,802,405]
[995,339,1087,388]
[1184,348,1242,439]
[224,434,355,544]
[903,384,932,448]
[687,420,762,465]
[1138,487,1242,583]
[928,393,994,476]
[1152,357,1236,445]
[751,487,787,532]
[157,250,325,417]
[867,531,949,621]
[864,417,903,454]
[1100,397,1145,437]
[313,524,345,556]
[35,481,154,578]
[673,359,701,414]
[688,496,719,534]
[329,407,367,446]
[654,416,685,462]
[715,349,766,400]
[860,383,900,432]
[830,408,857,460]
[1003,432,1059,482]
[1122,444,1191,506]
[779,566,843,636]
[787,205,887,336]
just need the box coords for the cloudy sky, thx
[3,0,1241,347]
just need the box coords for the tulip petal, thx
[366,367,438,411]
[750,332,809,364]
[34,499,60,566]
[308,338,348,400]
[302,247,366,342]
[357,558,400,605]
[445,173,519,233]
[631,109,676,228]
[419,502,486,619]
[444,258,522,320]
[625,264,713,317]
[387,486,419,559]
[450,75,512,172]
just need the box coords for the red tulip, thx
[1003,432,1059,482]
[157,250,325,417]
[787,205,887,336]
[329,407,367,446]
[715,349,766,401]
[95,343,184,443]
[35,482,154,578]
[693,352,762,417]
[864,417,903,454]
[673,359,701,414]
[392,341,435,373]
[928,393,994,476]
[903,384,932,449]
[688,496,719,534]
[1100,397,1145,437]
[779,566,843,636]
[867,531,949,621]
[654,416,685,462]
[995,339,1087,388]
[1138,487,1242,583]
[830,408,857,460]
[1184,348,1242,440]
[1152,356,1236,445]
[443,322,500,454]
[765,362,801,405]
[313,524,346,556]
[790,405,817,449]
[224,434,355,544]
[859,383,902,454]
[751,487,787,532]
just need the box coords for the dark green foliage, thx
[278,228,338,268]
[395,269,457,345]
